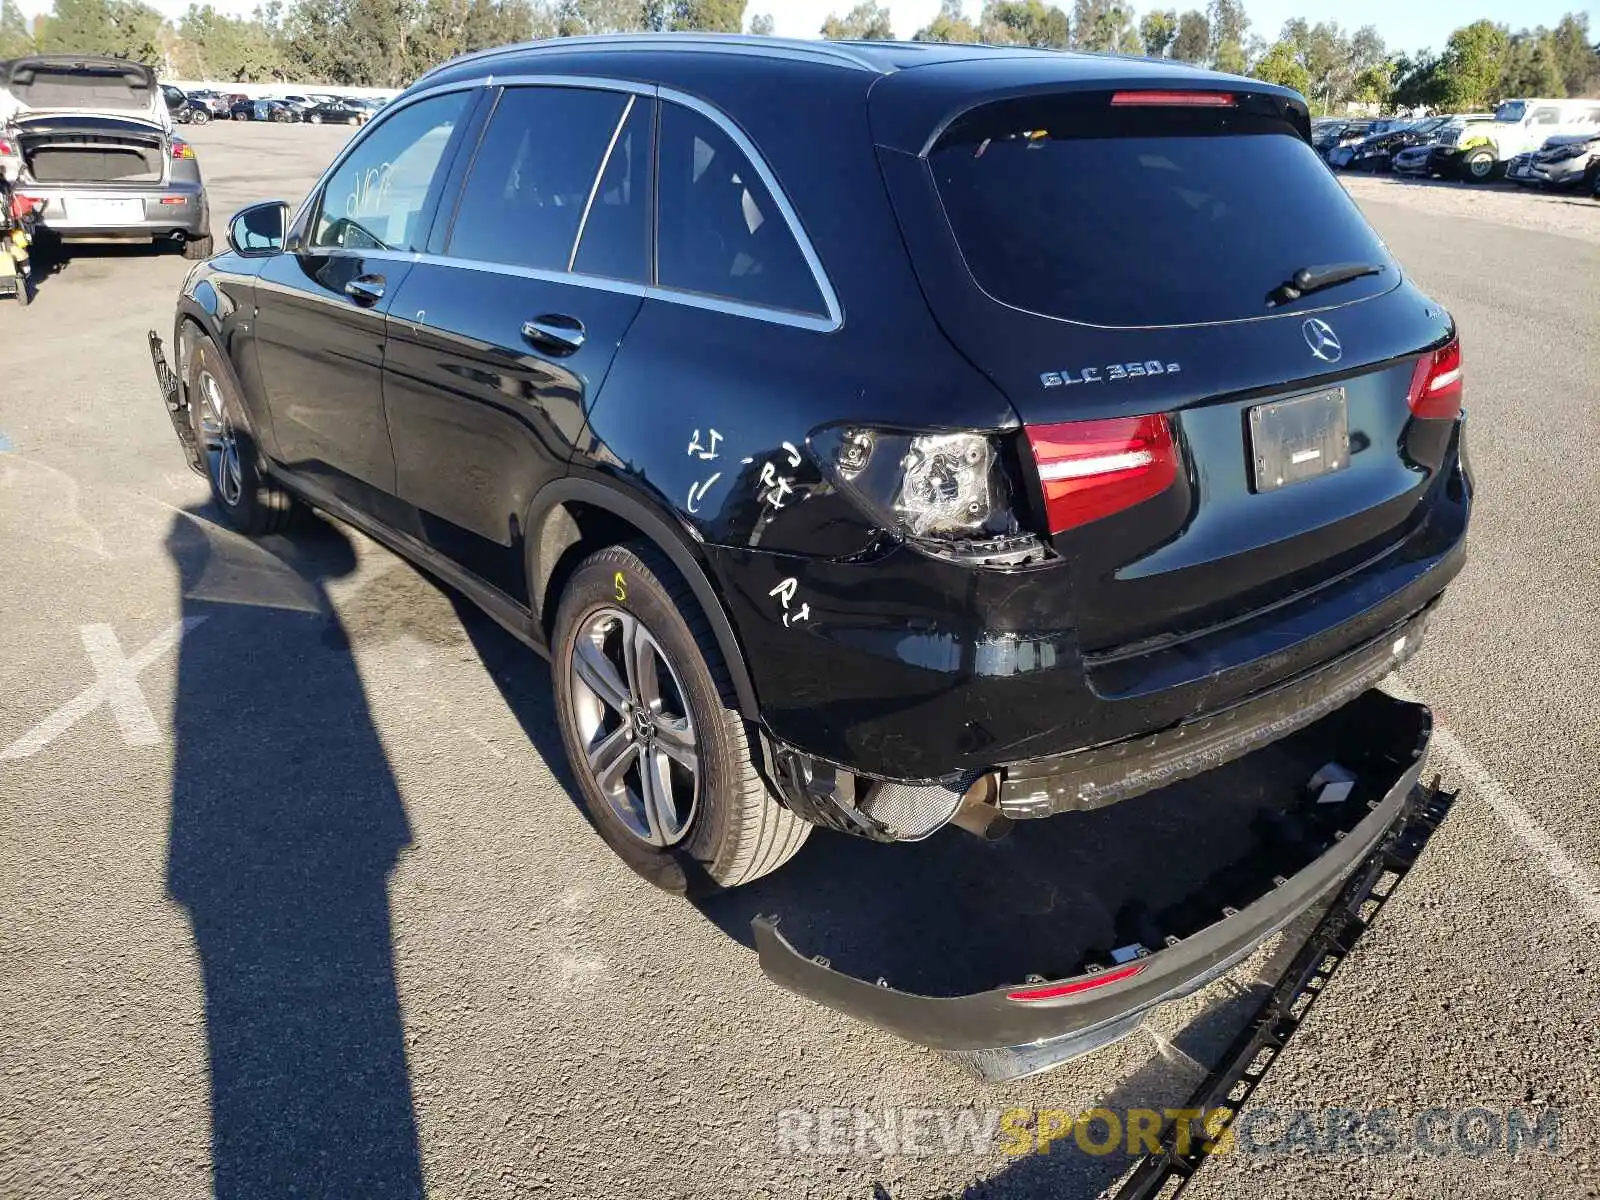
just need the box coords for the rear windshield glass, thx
[930,93,1395,327]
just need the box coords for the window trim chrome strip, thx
[569,92,635,273]
[288,72,842,334]
[426,253,841,333]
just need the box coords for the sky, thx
[13,0,1599,57]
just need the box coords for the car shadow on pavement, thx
[163,508,423,1200]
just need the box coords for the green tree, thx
[1169,8,1206,63]
[1349,60,1393,107]
[39,0,166,62]
[1071,0,1137,53]
[553,0,647,36]
[1436,19,1509,110]
[1205,0,1245,69]
[981,0,1067,48]
[0,0,33,57]
[1138,8,1175,56]
[913,0,978,42]
[747,10,772,34]
[1500,30,1566,98]
[177,5,283,80]
[1550,12,1597,96]
[668,0,742,32]
[821,1,891,39]
[1390,50,1446,111]
[1252,39,1309,95]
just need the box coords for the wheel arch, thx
[527,476,760,719]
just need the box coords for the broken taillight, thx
[1407,338,1463,421]
[1026,415,1179,534]
[172,139,195,160]
[1006,962,1146,1002]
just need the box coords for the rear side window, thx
[930,93,1395,328]
[656,102,826,316]
[447,86,629,271]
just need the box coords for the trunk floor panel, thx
[704,692,1416,998]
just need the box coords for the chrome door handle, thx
[344,275,385,305]
[521,315,586,355]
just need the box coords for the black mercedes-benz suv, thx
[152,35,1469,1072]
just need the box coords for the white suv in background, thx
[1434,98,1600,181]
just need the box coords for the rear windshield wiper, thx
[1268,262,1384,307]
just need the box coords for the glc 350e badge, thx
[1041,360,1182,388]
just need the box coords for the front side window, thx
[1495,101,1527,123]
[655,101,826,316]
[446,86,629,272]
[312,91,469,252]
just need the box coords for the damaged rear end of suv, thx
[150,36,1469,1081]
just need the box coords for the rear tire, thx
[309,112,322,124]
[14,276,28,307]
[182,233,214,261]
[186,335,303,537]
[552,541,811,894]
[191,108,210,126]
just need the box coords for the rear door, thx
[380,83,650,602]
[251,89,474,511]
[876,83,1456,650]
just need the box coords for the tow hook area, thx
[148,330,204,476]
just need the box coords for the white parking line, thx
[0,618,206,761]
[1387,676,1600,925]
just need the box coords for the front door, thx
[250,89,475,510]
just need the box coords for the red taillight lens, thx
[172,139,195,160]
[1007,962,1146,1002]
[1110,90,1236,107]
[1026,415,1179,534]
[1407,338,1462,421]
[0,139,13,155]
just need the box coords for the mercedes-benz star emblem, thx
[1303,318,1342,363]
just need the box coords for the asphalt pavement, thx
[0,121,1596,1200]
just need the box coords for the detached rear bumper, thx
[755,690,1432,1081]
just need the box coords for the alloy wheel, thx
[196,370,242,507]
[568,607,700,847]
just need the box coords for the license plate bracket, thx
[1248,387,1349,493]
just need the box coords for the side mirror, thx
[227,200,290,257]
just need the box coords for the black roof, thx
[412,33,1297,156]
[417,32,1235,85]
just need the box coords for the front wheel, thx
[552,542,811,894]
[309,112,322,124]
[186,336,303,536]
[1459,148,1497,182]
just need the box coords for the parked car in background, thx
[1313,119,1373,159]
[1507,131,1600,190]
[1431,98,1600,181]
[304,97,371,125]
[1,55,210,257]
[186,88,230,117]
[1346,116,1451,172]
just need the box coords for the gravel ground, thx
[1342,172,1600,246]
[1,122,1598,1200]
